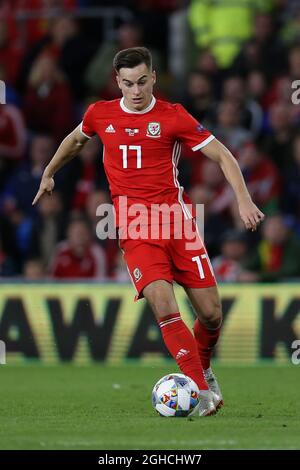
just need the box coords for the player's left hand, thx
[238,198,265,232]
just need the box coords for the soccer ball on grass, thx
[152,373,200,417]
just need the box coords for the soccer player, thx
[33,47,265,416]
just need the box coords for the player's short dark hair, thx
[113,47,152,72]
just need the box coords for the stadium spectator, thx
[232,39,264,77]
[246,70,270,113]
[221,76,263,136]
[85,189,112,228]
[0,103,26,190]
[237,141,281,214]
[17,15,94,99]
[0,63,20,107]
[241,213,300,281]
[2,134,55,216]
[233,13,286,79]
[212,100,252,153]
[2,0,77,52]
[198,159,234,216]
[188,0,272,69]
[0,18,23,86]
[287,43,300,80]
[281,4,300,44]
[85,189,119,277]
[262,45,300,115]
[85,21,163,100]
[212,229,248,282]
[49,16,97,99]
[193,49,224,99]
[28,191,65,268]
[3,198,35,273]
[182,70,216,125]
[0,234,16,276]
[51,218,107,279]
[59,136,104,213]
[23,54,74,142]
[23,258,46,280]
[281,134,300,223]
[261,102,294,171]
[0,214,16,261]
[85,21,144,100]
[188,184,232,257]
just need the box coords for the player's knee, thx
[200,301,222,329]
[143,282,178,319]
[149,296,178,319]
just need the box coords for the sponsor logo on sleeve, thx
[196,123,206,133]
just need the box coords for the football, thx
[152,373,200,417]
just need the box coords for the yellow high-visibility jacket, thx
[188,0,274,68]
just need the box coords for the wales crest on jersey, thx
[146,122,161,138]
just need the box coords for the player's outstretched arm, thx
[32,124,89,205]
[200,138,265,231]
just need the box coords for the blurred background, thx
[1,4,300,448]
[0,0,300,285]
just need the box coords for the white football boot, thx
[204,368,224,411]
[190,389,216,417]
[197,389,217,416]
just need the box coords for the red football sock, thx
[193,319,221,370]
[158,313,208,390]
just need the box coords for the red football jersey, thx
[81,96,215,227]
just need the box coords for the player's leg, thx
[143,279,209,393]
[143,280,216,416]
[121,236,216,415]
[170,222,222,370]
[184,285,224,409]
[170,219,223,410]
[184,285,222,369]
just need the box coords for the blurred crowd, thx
[1,0,300,283]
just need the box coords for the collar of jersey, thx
[120,96,156,114]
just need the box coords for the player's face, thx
[116,63,156,111]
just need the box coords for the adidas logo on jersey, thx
[176,349,190,360]
[105,124,115,133]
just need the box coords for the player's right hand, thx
[32,175,55,205]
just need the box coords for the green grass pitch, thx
[0,363,299,450]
